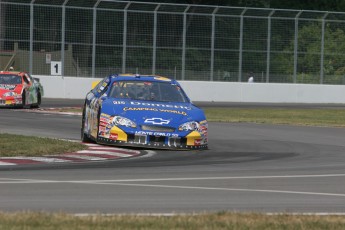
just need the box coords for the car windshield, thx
[0,74,22,84]
[108,80,188,103]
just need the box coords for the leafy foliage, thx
[275,22,345,78]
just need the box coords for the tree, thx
[274,22,345,83]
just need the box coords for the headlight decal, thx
[112,116,137,128]
[178,121,200,131]
[3,92,19,97]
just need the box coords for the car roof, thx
[110,74,178,84]
[0,71,24,76]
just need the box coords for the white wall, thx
[35,75,345,104]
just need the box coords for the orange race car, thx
[0,71,44,108]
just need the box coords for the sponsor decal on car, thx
[144,118,170,125]
[0,84,16,90]
[135,131,175,137]
[123,107,187,116]
[109,133,118,140]
[124,107,158,112]
[113,100,126,105]
[129,101,191,110]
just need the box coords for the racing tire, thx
[96,109,101,143]
[20,90,26,109]
[31,91,41,108]
[81,105,94,143]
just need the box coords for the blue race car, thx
[81,74,208,150]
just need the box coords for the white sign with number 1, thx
[51,61,62,76]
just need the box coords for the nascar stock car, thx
[0,71,43,108]
[81,74,208,150]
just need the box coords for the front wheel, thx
[81,105,94,143]
[20,90,26,108]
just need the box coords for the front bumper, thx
[97,136,208,150]
[0,98,22,107]
[98,127,208,150]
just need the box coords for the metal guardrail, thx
[1,0,345,85]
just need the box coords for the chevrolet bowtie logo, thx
[144,118,170,125]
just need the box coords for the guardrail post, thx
[122,2,130,74]
[238,8,247,82]
[181,6,190,81]
[91,0,101,78]
[293,10,302,83]
[266,10,275,83]
[61,0,69,77]
[152,4,160,75]
[210,7,218,81]
[29,0,35,74]
[320,12,329,84]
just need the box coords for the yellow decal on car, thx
[92,80,101,89]
[110,126,127,141]
[154,76,171,82]
[186,131,201,146]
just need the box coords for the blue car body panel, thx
[82,74,208,150]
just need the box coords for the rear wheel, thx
[31,91,41,108]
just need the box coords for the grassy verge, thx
[0,212,344,230]
[50,107,345,127]
[204,107,345,127]
[0,133,87,157]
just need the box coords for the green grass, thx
[0,212,344,230]
[204,107,345,127]
[0,133,87,157]
[51,106,345,127]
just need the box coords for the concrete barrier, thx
[35,75,345,104]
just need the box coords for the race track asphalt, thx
[0,98,344,214]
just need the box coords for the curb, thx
[0,143,142,166]
[20,107,82,116]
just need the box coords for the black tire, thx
[20,90,26,109]
[96,108,101,142]
[81,105,94,143]
[31,91,41,108]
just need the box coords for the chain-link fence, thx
[1,0,345,84]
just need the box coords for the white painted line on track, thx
[59,154,109,161]
[0,179,344,197]
[1,173,345,197]
[0,178,60,184]
[0,157,71,163]
[88,146,140,154]
[0,162,16,166]
[137,150,156,159]
[1,173,345,183]
[51,174,345,183]
[90,182,345,198]
[75,150,133,157]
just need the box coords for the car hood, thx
[101,99,205,126]
[0,84,23,96]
